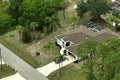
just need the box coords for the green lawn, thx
[0,64,16,79]
[48,64,86,80]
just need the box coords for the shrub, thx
[36,52,40,56]
[116,24,120,31]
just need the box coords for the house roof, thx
[57,25,119,56]
[56,25,119,44]
[56,25,96,39]
[66,32,118,56]
[66,44,79,55]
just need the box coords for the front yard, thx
[48,63,86,80]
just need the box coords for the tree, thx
[49,14,61,33]
[22,26,32,43]
[43,42,53,62]
[112,73,120,80]
[30,22,39,39]
[77,38,120,80]
[16,25,23,40]
[8,0,23,24]
[19,0,62,33]
[0,13,15,35]
[76,0,87,18]
[30,22,38,32]
[50,0,68,19]
[76,0,109,19]
[77,41,100,80]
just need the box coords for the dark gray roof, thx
[66,44,79,55]
[56,25,96,40]
[56,25,119,44]
[59,25,119,55]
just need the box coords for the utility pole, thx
[0,48,2,72]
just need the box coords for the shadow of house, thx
[55,25,119,61]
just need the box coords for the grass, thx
[0,64,16,79]
[48,63,86,80]
[0,35,41,68]
[38,41,60,66]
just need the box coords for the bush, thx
[116,25,120,31]
[36,52,40,56]
[22,27,32,43]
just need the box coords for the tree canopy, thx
[77,38,120,80]
[76,0,110,19]
[11,0,66,33]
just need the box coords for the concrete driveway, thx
[37,55,76,76]
[0,73,25,80]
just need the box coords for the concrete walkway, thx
[0,44,48,80]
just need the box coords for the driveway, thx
[0,73,25,80]
[37,55,76,76]
[0,44,48,80]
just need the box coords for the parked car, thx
[83,21,103,32]
[54,56,66,64]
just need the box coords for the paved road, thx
[37,55,76,76]
[0,44,48,80]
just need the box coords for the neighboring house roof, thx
[116,0,120,2]
[109,0,120,11]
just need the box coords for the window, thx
[66,41,70,46]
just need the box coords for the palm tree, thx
[30,22,38,32]
[43,42,52,62]
[50,14,61,33]
[16,25,23,40]
[30,22,39,39]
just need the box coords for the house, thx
[55,25,119,61]
[109,0,120,12]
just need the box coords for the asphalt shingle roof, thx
[56,25,119,55]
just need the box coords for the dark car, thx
[83,21,103,32]
[54,56,66,64]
